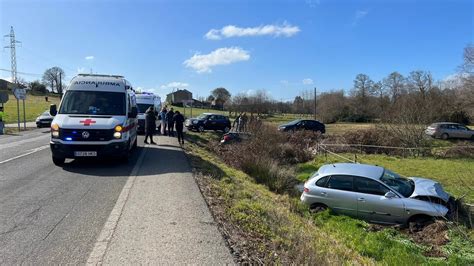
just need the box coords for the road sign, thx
[0,91,8,103]
[13,88,27,100]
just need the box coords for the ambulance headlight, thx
[113,132,122,139]
[51,123,60,138]
[114,125,123,132]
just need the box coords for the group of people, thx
[144,106,185,145]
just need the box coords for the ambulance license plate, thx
[74,151,97,157]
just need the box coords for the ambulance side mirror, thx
[50,104,57,116]
[129,106,138,118]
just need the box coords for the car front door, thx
[324,175,357,218]
[456,125,472,139]
[206,115,218,130]
[354,177,406,224]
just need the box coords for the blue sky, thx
[1,0,472,100]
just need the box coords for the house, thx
[166,89,193,104]
[211,98,225,110]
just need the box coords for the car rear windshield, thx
[287,119,301,125]
[379,169,414,197]
[59,90,126,115]
[137,104,154,114]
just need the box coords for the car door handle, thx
[358,197,365,202]
[320,192,327,196]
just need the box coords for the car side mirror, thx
[384,191,396,199]
[50,104,57,116]
[128,106,138,118]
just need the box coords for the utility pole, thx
[59,72,62,98]
[314,87,317,120]
[4,26,22,131]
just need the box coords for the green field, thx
[2,94,60,124]
[185,133,474,264]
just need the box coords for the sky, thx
[0,0,473,101]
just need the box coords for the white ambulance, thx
[136,92,162,134]
[49,74,138,165]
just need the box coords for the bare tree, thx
[407,70,433,100]
[383,72,405,102]
[42,67,65,95]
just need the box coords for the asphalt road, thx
[0,129,144,264]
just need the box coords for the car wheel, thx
[223,126,230,133]
[52,156,65,166]
[309,203,328,214]
[441,133,449,140]
[198,126,205,132]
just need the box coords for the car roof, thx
[318,163,384,180]
[202,113,224,116]
[432,122,460,125]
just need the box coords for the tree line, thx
[224,45,473,125]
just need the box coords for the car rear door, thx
[324,175,357,217]
[354,177,406,224]
[207,115,218,130]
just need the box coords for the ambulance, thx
[136,92,162,134]
[49,74,138,165]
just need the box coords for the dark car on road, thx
[185,113,231,133]
[425,122,474,140]
[35,111,54,128]
[278,119,325,133]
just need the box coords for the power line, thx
[0,68,41,77]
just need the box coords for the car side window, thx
[315,176,329,187]
[457,125,468,130]
[354,177,389,196]
[326,175,353,191]
[208,115,216,121]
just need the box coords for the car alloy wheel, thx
[441,133,449,140]
[223,126,230,133]
[198,126,205,132]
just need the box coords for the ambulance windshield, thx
[59,90,126,115]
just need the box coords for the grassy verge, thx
[184,131,473,264]
[2,94,60,124]
[297,154,474,203]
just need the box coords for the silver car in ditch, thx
[300,163,451,225]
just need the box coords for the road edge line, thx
[86,146,148,265]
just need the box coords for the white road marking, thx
[86,146,148,265]
[0,145,49,165]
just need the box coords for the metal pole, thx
[22,99,26,130]
[314,87,317,120]
[17,98,20,131]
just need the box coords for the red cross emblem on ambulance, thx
[80,119,96,126]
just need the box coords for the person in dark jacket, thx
[144,106,157,144]
[173,111,185,145]
[159,107,167,135]
[166,108,175,137]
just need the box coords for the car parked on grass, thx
[278,119,325,134]
[36,111,54,128]
[301,163,451,226]
[220,132,251,144]
[185,113,231,133]
[425,122,474,140]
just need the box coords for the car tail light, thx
[303,187,309,193]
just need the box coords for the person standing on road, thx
[144,106,157,144]
[174,111,185,145]
[160,107,167,135]
[166,108,175,137]
[233,113,241,132]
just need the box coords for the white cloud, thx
[306,0,320,8]
[183,47,250,73]
[302,78,314,85]
[160,81,190,89]
[85,56,94,60]
[205,23,300,40]
[352,10,369,26]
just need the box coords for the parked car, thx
[35,111,54,128]
[301,163,451,225]
[425,122,474,140]
[278,119,325,133]
[220,132,251,144]
[185,113,231,133]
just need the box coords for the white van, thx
[136,92,161,134]
[49,74,138,165]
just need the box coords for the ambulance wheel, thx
[52,156,65,166]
